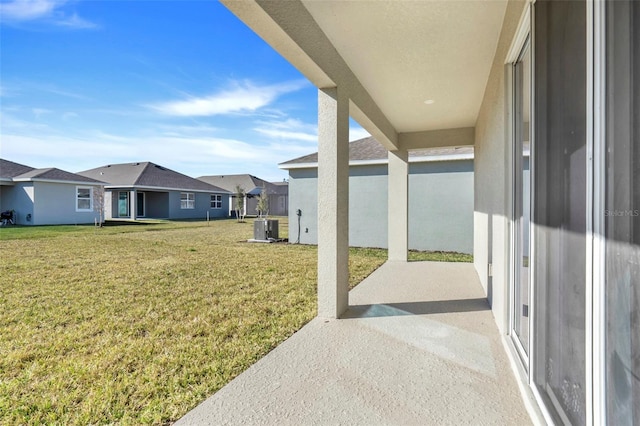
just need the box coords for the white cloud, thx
[62,111,78,120]
[149,80,309,117]
[0,0,59,21]
[349,126,371,141]
[255,117,371,143]
[254,118,317,143]
[54,12,97,29]
[0,110,314,181]
[157,124,219,137]
[0,110,48,130]
[255,128,317,142]
[0,0,97,29]
[0,126,302,180]
[32,108,52,118]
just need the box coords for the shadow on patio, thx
[177,261,531,425]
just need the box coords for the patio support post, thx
[317,86,349,318]
[130,190,137,220]
[388,149,409,261]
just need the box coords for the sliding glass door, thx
[605,1,640,423]
[533,0,587,423]
[509,0,640,422]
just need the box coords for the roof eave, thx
[102,185,231,194]
[12,178,105,185]
[279,153,474,170]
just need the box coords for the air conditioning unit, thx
[253,219,279,241]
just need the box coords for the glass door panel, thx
[513,38,531,357]
[534,0,587,423]
[118,191,129,217]
[605,1,640,423]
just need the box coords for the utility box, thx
[253,219,279,240]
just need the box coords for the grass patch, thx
[409,249,473,263]
[0,218,470,424]
[0,218,385,424]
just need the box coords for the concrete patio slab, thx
[176,261,532,425]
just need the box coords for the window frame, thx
[180,192,195,209]
[210,194,222,209]
[76,186,94,212]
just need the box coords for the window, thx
[76,186,93,211]
[180,192,195,209]
[211,194,222,209]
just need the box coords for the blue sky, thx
[0,0,369,181]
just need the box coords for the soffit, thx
[301,0,507,133]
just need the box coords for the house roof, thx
[0,159,104,184]
[16,168,104,183]
[279,137,474,169]
[78,162,228,193]
[197,174,287,195]
[0,159,35,178]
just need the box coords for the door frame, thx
[137,192,146,218]
[507,2,533,371]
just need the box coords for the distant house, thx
[0,159,105,225]
[197,174,288,217]
[279,137,473,254]
[78,162,230,220]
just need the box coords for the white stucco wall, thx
[33,181,102,225]
[288,159,474,254]
[473,0,527,332]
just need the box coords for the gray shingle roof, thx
[279,137,474,167]
[197,174,286,195]
[0,159,35,178]
[17,168,104,183]
[79,162,228,193]
[1,159,103,184]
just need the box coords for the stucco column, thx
[317,87,349,318]
[388,149,409,261]
[130,190,137,220]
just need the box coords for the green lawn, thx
[0,218,470,424]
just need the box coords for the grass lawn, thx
[0,218,471,424]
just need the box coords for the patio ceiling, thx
[222,0,507,149]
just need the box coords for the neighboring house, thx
[280,137,474,253]
[0,159,104,225]
[269,180,290,216]
[197,174,288,217]
[221,0,639,423]
[78,162,229,220]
